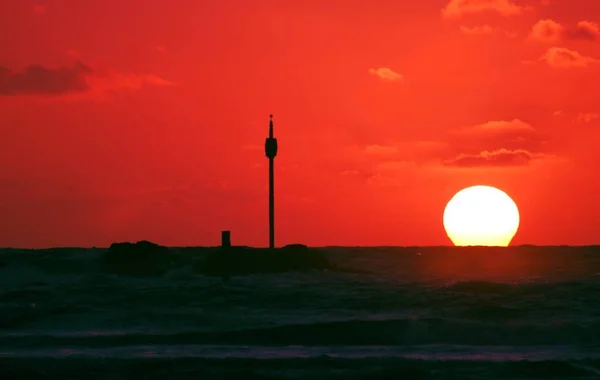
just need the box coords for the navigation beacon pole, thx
[265,114,278,249]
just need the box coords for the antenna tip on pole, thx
[269,114,273,119]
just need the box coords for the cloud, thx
[0,62,175,98]
[540,47,599,68]
[375,160,416,172]
[354,140,446,162]
[441,119,556,168]
[442,0,525,19]
[460,25,495,35]
[460,25,518,37]
[528,19,564,43]
[566,21,600,41]
[368,67,403,81]
[529,19,600,43]
[360,159,451,190]
[451,119,542,156]
[86,72,176,93]
[337,141,447,186]
[366,163,408,186]
[576,113,600,123]
[364,145,398,155]
[443,149,544,167]
[0,62,91,95]
[455,119,537,142]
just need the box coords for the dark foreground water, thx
[2,245,600,379]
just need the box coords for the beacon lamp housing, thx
[265,138,278,158]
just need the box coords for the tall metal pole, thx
[269,152,274,249]
[265,114,278,249]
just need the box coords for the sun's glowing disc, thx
[443,185,520,247]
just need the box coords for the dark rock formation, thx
[194,245,332,276]
[101,241,176,276]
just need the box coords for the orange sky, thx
[1,0,599,248]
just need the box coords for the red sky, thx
[1,0,599,248]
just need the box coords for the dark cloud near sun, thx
[0,62,92,95]
[442,119,556,168]
[443,149,542,167]
[347,119,555,174]
[0,62,175,97]
[451,119,546,153]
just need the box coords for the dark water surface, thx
[2,245,600,379]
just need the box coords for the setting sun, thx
[443,186,520,247]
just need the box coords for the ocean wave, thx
[445,281,519,294]
[2,355,600,380]
[4,317,600,347]
[1,344,599,361]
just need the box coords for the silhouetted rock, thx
[194,246,332,276]
[101,241,175,276]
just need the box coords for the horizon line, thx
[2,243,600,250]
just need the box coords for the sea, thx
[1,245,600,379]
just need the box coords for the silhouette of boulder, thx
[101,241,175,276]
[194,246,332,276]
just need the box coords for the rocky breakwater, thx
[194,244,334,277]
[100,241,179,276]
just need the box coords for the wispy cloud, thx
[460,25,494,35]
[442,0,525,19]
[443,149,545,167]
[364,145,398,155]
[540,47,599,68]
[368,67,403,81]
[576,113,600,123]
[441,119,557,168]
[456,119,536,136]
